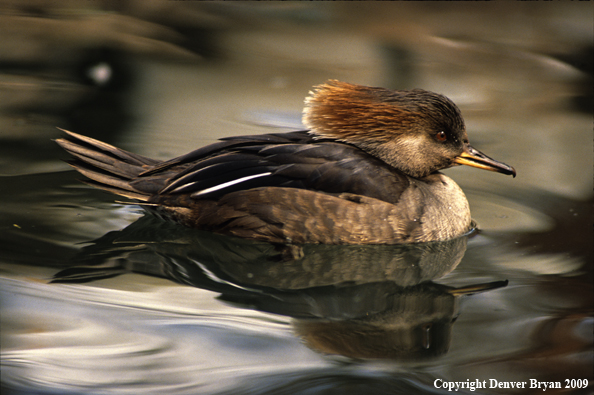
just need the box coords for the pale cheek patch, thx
[382,135,429,169]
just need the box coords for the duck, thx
[56,80,515,245]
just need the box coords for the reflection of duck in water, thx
[52,216,469,287]
[53,217,507,361]
[57,80,515,244]
[292,281,507,361]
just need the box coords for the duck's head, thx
[303,80,516,179]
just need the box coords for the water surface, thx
[1,3,592,394]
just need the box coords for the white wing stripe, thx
[190,172,272,197]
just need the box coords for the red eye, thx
[435,131,447,142]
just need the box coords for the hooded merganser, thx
[56,80,515,245]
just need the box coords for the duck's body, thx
[57,80,515,245]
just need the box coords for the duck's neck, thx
[405,173,472,242]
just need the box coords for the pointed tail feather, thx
[56,129,160,201]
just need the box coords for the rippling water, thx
[1,3,592,395]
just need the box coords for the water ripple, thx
[1,277,325,395]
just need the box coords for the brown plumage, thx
[56,80,515,245]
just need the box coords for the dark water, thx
[1,3,592,395]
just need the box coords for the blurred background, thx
[0,2,592,395]
[1,1,591,197]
